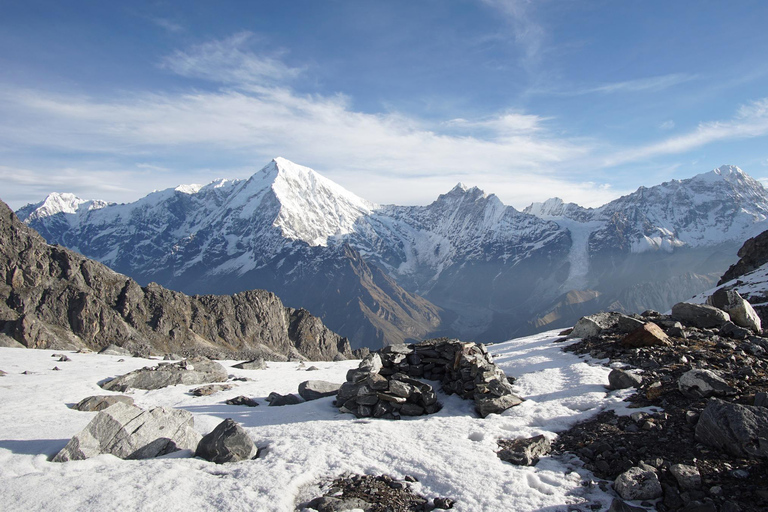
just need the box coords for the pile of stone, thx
[336,338,522,419]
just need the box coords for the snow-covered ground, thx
[0,331,651,511]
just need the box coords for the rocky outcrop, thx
[53,402,200,462]
[0,199,353,360]
[100,358,228,392]
[336,338,522,419]
[719,230,768,285]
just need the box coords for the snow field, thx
[0,331,645,511]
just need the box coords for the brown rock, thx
[620,322,669,348]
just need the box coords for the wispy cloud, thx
[604,98,768,166]
[659,120,675,131]
[160,32,302,86]
[151,17,184,34]
[534,73,697,97]
[480,0,546,68]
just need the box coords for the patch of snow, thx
[0,331,641,511]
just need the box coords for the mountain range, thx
[18,158,768,349]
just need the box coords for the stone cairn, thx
[335,338,523,419]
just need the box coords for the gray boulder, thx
[100,357,228,392]
[678,369,735,398]
[71,395,134,412]
[613,466,662,501]
[232,358,266,370]
[695,399,768,458]
[671,302,730,329]
[607,369,643,390]
[615,315,645,334]
[607,499,647,512]
[570,312,619,339]
[53,402,201,462]
[298,380,342,401]
[195,418,258,464]
[708,288,762,332]
[475,393,524,418]
[497,435,551,466]
[669,464,701,490]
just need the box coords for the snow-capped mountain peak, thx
[261,158,378,246]
[16,192,108,223]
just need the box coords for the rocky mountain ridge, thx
[0,199,353,360]
[19,160,768,349]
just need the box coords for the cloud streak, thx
[604,98,768,166]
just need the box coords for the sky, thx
[2,0,768,210]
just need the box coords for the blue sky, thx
[2,0,768,210]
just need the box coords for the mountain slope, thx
[0,198,353,360]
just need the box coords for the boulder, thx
[232,358,266,370]
[671,303,730,329]
[695,399,768,458]
[607,499,647,512]
[607,369,643,390]
[708,288,762,332]
[678,369,735,398]
[620,322,669,348]
[195,418,258,464]
[615,315,645,334]
[497,435,551,466]
[267,392,302,406]
[53,402,201,462]
[614,467,663,501]
[298,380,342,401]
[225,395,259,407]
[475,394,524,418]
[71,395,134,412]
[570,312,619,339]
[669,464,701,490]
[100,357,228,392]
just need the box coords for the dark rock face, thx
[53,402,201,462]
[695,399,768,458]
[719,230,768,285]
[336,338,522,419]
[195,418,258,464]
[100,358,229,392]
[0,199,352,360]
